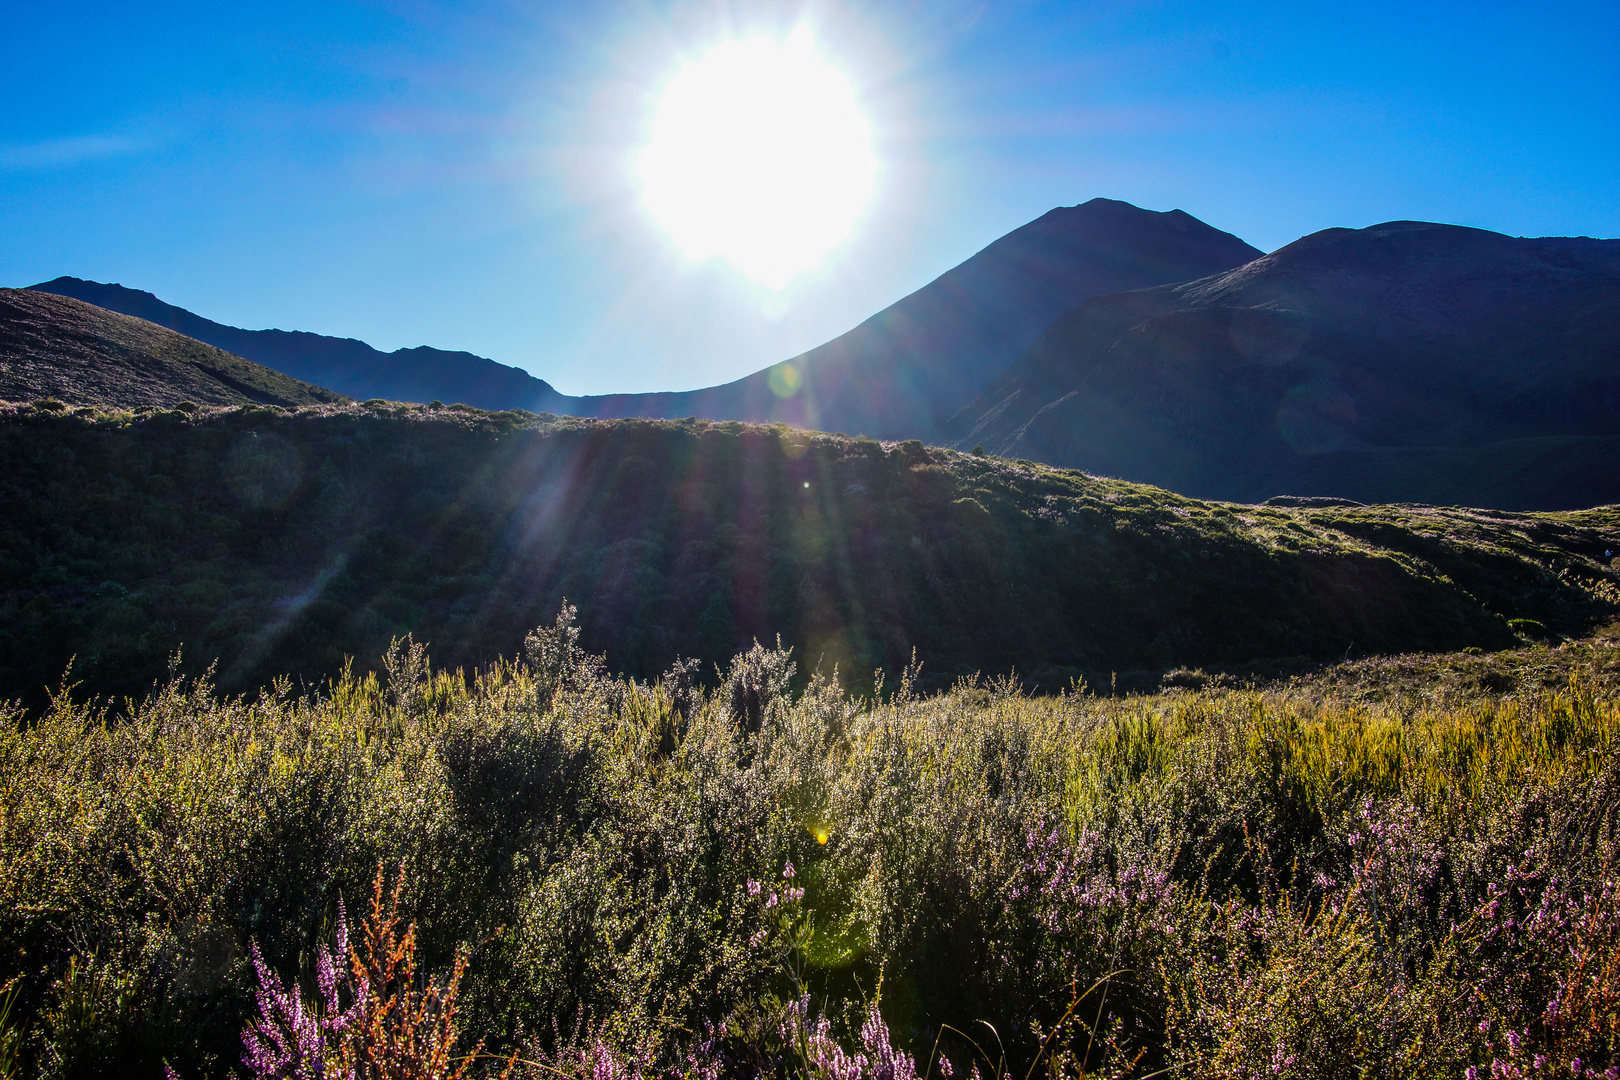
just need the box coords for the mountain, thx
[28,198,1259,437]
[27,276,570,412]
[2,403,1616,705]
[575,198,1263,437]
[0,288,346,409]
[945,221,1620,510]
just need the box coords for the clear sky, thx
[2,1,1616,396]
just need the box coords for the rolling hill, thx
[944,221,1620,509]
[0,288,346,409]
[1,401,1616,706]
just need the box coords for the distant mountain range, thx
[31,198,1257,433]
[28,275,568,412]
[0,288,345,409]
[20,199,1620,510]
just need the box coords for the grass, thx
[0,626,1615,1078]
[1,400,1617,708]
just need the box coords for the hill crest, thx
[0,288,346,409]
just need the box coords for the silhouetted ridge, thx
[28,277,568,412]
[574,198,1263,437]
[2,406,1616,706]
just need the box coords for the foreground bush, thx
[0,633,1617,1078]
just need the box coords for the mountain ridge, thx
[943,219,1620,509]
[27,276,570,412]
[29,197,1261,436]
[573,198,1263,437]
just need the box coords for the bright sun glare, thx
[640,32,876,290]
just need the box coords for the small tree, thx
[523,601,607,703]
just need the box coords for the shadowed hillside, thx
[576,198,1262,437]
[28,276,569,412]
[2,400,1616,706]
[946,221,1620,509]
[0,289,346,409]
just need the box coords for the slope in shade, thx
[2,405,1616,707]
[0,289,346,409]
[575,198,1262,438]
[28,276,568,412]
[947,221,1620,510]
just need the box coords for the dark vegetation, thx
[1,630,1616,1077]
[2,401,1619,710]
[0,290,345,411]
[946,221,1620,509]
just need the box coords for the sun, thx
[639,32,876,290]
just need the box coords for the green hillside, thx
[2,399,1617,706]
[0,288,347,409]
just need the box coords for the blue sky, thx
[2,1,1615,395]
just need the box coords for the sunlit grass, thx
[1,629,1617,1076]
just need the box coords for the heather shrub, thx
[0,638,1616,1077]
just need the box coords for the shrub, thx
[724,640,796,732]
[0,638,1616,1077]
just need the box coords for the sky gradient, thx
[2,1,1616,395]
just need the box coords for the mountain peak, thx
[578,199,1263,437]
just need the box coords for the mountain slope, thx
[945,221,1620,509]
[2,403,1616,705]
[29,198,1259,437]
[576,198,1263,437]
[0,288,346,408]
[28,277,569,412]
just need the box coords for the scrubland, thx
[4,401,1619,708]
[2,619,1617,1078]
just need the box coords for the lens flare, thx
[639,31,876,289]
[768,361,802,397]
